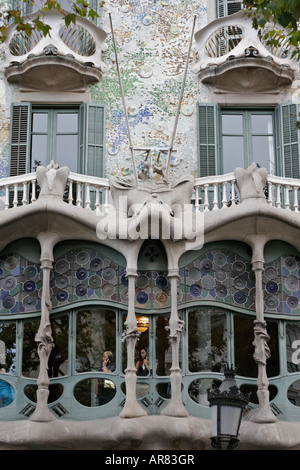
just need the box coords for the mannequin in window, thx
[136,348,149,376]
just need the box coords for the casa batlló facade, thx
[0,0,298,450]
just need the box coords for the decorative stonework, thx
[36,161,69,199]
[3,9,108,92]
[194,11,297,95]
[234,163,268,201]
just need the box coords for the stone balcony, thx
[1,165,299,213]
[1,9,108,92]
[193,11,297,94]
[0,163,299,255]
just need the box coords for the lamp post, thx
[207,365,249,450]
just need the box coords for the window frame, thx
[220,107,276,174]
[31,106,80,172]
[9,102,106,179]
[197,102,299,179]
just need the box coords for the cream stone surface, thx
[0,416,299,450]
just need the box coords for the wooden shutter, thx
[79,103,105,178]
[11,0,32,15]
[9,102,31,176]
[275,103,300,178]
[197,103,220,177]
[217,0,243,17]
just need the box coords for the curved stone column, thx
[247,236,277,423]
[30,232,61,422]
[119,269,147,418]
[161,269,188,417]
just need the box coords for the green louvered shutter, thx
[217,0,243,17]
[79,103,105,177]
[275,103,300,178]
[197,103,220,177]
[10,102,31,176]
[11,0,32,15]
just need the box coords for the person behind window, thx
[99,351,115,373]
[136,348,149,376]
[95,351,116,406]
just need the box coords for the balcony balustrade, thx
[0,170,299,213]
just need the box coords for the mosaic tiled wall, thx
[0,247,298,314]
[264,254,300,315]
[179,249,255,311]
[0,253,42,314]
[0,0,299,187]
[180,250,300,315]
[0,248,171,312]
[95,0,209,180]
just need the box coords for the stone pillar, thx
[30,232,60,422]
[161,269,188,417]
[248,238,277,423]
[119,269,147,418]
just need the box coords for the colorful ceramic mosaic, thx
[51,248,121,308]
[0,253,42,314]
[264,254,300,315]
[0,248,299,314]
[180,249,256,311]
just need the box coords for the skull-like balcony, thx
[193,11,297,94]
[2,9,108,92]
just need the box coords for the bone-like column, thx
[119,269,147,418]
[30,232,60,422]
[161,269,188,417]
[248,237,277,423]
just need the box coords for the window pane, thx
[23,316,69,378]
[156,315,181,376]
[32,113,48,133]
[76,309,116,373]
[74,377,116,407]
[189,378,222,406]
[0,322,16,374]
[252,136,274,172]
[188,309,227,372]
[234,315,279,377]
[222,136,244,172]
[251,114,273,134]
[23,319,39,377]
[24,383,63,404]
[0,380,15,407]
[135,316,149,376]
[288,379,300,406]
[48,316,69,378]
[56,135,78,171]
[57,113,78,133]
[31,135,48,169]
[222,114,243,134]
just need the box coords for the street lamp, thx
[207,365,249,450]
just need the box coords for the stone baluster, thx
[119,269,147,418]
[30,232,60,422]
[161,269,188,417]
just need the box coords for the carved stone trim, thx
[199,57,295,94]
